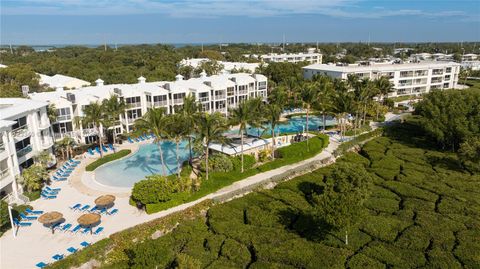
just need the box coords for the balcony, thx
[238,90,248,95]
[432,70,444,76]
[214,95,226,100]
[42,139,54,149]
[127,102,142,108]
[0,142,4,152]
[0,167,10,180]
[38,121,50,130]
[56,115,72,122]
[17,145,32,158]
[12,126,31,140]
[173,99,183,105]
[153,100,168,107]
[198,97,209,103]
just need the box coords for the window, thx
[146,95,152,102]
[15,137,31,151]
[227,87,235,96]
[198,92,209,102]
[445,67,452,73]
[12,116,27,130]
[52,122,73,134]
[126,96,141,107]
[56,108,71,121]
[258,81,267,90]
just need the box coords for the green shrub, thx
[338,152,370,167]
[219,239,251,267]
[347,253,385,269]
[382,181,438,201]
[85,149,131,171]
[362,241,427,268]
[427,248,463,269]
[131,175,181,205]
[200,154,233,172]
[453,229,480,268]
[360,215,412,242]
[364,197,399,214]
[231,154,256,171]
[394,225,431,251]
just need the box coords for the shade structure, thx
[94,194,116,207]
[77,213,101,227]
[38,211,63,234]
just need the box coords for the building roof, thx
[39,74,91,89]
[303,61,460,73]
[261,52,321,59]
[0,119,16,130]
[0,98,48,119]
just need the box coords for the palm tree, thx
[374,76,394,120]
[263,103,282,160]
[314,75,335,133]
[300,82,318,151]
[229,98,262,173]
[195,112,228,180]
[163,114,188,178]
[34,150,53,168]
[47,104,57,124]
[178,93,199,164]
[102,95,128,148]
[135,108,168,176]
[333,79,354,141]
[81,102,107,157]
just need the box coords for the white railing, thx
[215,95,226,100]
[238,90,248,95]
[12,126,31,138]
[173,99,183,105]
[0,142,4,152]
[0,168,9,180]
[199,97,209,102]
[127,102,142,108]
[4,192,30,205]
[16,145,32,157]
[56,115,72,122]
[154,100,168,107]
[42,139,54,148]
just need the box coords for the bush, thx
[200,154,233,172]
[347,253,386,269]
[258,148,272,163]
[231,154,256,171]
[85,149,131,171]
[132,175,181,205]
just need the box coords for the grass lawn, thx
[47,121,480,268]
[85,149,131,171]
[145,135,329,214]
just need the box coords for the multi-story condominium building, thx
[29,72,268,144]
[303,61,461,97]
[261,48,322,64]
[462,54,478,62]
[179,58,260,74]
[0,98,55,196]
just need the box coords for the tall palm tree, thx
[102,95,128,148]
[314,75,335,133]
[178,93,199,164]
[163,114,188,178]
[263,103,282,160]
[135,108,168,176]
[195,112,228,180]
[229,98,262,173]
[300,82,318,151]
[333,79,354,141]
[81,102,107,157]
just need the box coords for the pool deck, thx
[0,135,343,269]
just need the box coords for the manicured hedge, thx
[85,149,131,171]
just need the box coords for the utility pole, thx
[282,34,285,52]
[9,44,13,54]
[8,204,16,238]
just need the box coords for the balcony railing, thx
[199,97,209,103]
[17,145,32,157]
[12,126,31,138]
[238,90,248,95]
[214,95,226,100]
[173,99,183,105]
[56,115,72,122]
[154,100,168,107]
[42,139,54,148]
[127,102,142,108]
[0,168,10,180]
[0,142,4,152]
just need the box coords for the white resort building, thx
[179,58,260,74]
[0,98,55,196]
[29,72,268,144]
[303,61,461,97]
[39,74,91,90]
[261,48,322,64]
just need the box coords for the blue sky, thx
[1,0,479,45]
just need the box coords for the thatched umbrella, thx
[38,211,63,234]
[94,194,116,208]
[77,213,101,234]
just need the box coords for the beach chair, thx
[52,254,64,261]
[108,144,115,151]
[128,137,134,143]
[80,241,90,247]
[60,166,74,172]
[88,148,95,155]
[95,147,101,154]
[20,213,37,221]
[52,175,67,181]
[56,170,71,176]
[81,227,91,235]
[41,192,57,199]
[93,227,104,236]
[134,137,140,142]
[65,162,77,168]
[79,205,90,211]
[60,223,72,232]
[69,159,81,164]
[102,145,108,152]
[139,136,145,141]
[98,208,107,215]
[70,203,81,210]
[42,188,60,195]
[13,218,32,227]
[108,208,118,215]
[145,134,151,139]
[44,186,61,192]
[71,225,82,234]
[26,208,43,215]
[51,222,62,230]
[36,262,48,268]
[88,206,99,213]
[67,247,78,254]
[150,132,156,138]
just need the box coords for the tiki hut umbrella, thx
[94,194,116,208]
[77,213,101,234]
[38,211,63,234]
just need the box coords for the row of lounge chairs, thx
[69,203,118,215]
[41,186,61,200]
[50,222,104,235]
[36,241,90,268]
[88,144,115,156]
[127,133,156,143]
[51,159,81,184]
[12,207,44,227]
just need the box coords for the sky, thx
[1,0,479,45]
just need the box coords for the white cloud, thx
[0,0,467,19]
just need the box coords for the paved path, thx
[0,137,340,269]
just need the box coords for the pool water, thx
[95,115,336,188]
[95,141,190,188]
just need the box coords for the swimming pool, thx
[95,141,190,188]
[94,115,336,188]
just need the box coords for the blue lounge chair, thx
[67,247,77,254]
[88,148,95,155]
[102,145,108,152]
[139,136,145,141]
[60,166,74,172]
[95,147,101,154]
[80,241,90,247]
[108,144,115,151]
[26,208,43,215]
[70,203,81,210]
[93,227,104,235]
[98,208,107,215]
[134,137,140,142]
[145,134,151,139]
[51,222,62,230]
[108,208,118,215]
[79,205,90,211]
[57,169,71,176]
[42,188,60,195]
[41,193,57,199]
[128,137,134,143]
[36,262,47,268]
[13,218,32,227]
[44,186,61,192]
[64,162,77,168]
[69,159,81,164]
[59,223,72,232]
[71,225,82,234]
[52,175,67,181]
[81,227,91,234]
[52,254,64,261]
[20,213,37,220]
[88,206,99,213]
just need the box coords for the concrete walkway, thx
[0,136,340,269]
